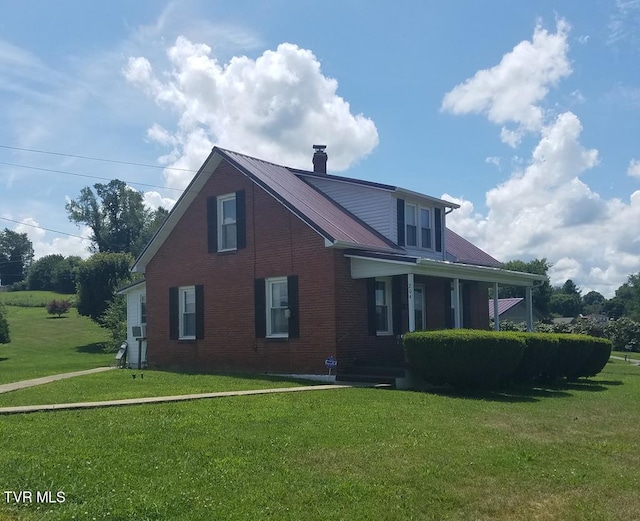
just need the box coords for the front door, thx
[414,284,426,331]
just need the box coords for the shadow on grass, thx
[75,342,108,354]
[0,357,8,363]
[420,377,617,403]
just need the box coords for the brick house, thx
[121,146,543,378]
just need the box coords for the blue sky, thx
[1,0,639,296]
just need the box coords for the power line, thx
[0,161,185,192]
[0,144,198,173]
[0,217,91,241]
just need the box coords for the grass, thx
[1,360,639,520]
[0,369,314,406]
[0,304,112,384]
[612,349,640,361]
[0,290,75,307]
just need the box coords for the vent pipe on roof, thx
[312,144,327,174]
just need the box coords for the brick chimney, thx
[312,145,327,174]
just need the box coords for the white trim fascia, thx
[348,254,545,286]
[116,280,146,295]
[330,240,402,254]
[394,188,460,209]
[131,152,224,273]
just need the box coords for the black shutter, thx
[366,278,377,336]
[195,284,205,339]
[287,275,299,338]
[236,190,246,250]
[169,287,179,340]
[396,199,405,247]
[207,197,217,253]
[392,276,402,335]
[435,208,442,253]
[254,278,266,338]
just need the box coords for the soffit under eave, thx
[349,256,543,286]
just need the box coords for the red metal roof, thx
[218,148,400,252]
[446,228,502,267]
[488,298,523,319]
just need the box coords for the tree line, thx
[497,258,640,321]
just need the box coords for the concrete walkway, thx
[0,384,353,415]
[610,355,640,364]
[0,366,115,394]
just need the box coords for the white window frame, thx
[179,286,196,340]
[420,207,433,250]
[266,277,289,338]
[375,277,393,335]
[217,193,237,252]
[405,203,418,247]
[140,294,147,325]
[405,202,435,252]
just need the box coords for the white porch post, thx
[525,285,534,332]
[453,278,461,329]
[407,273,415,332]
[494,282,500,331]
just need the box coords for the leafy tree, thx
[603,297,626,320]
[604,317,640,351]
[52,256,83,294]
[0,229,34,286]
[100,295,127,352]
[613,274,640,321]
[75,252,135,322]
[0,303,9,343]
[27,254,65,290]
[549,292,583,317]
[499,258,553,316]
[562,279,581,295]
[66,179,168,257]
[27,255,82,293]
[583,290,605,315]
[46,299,71,318]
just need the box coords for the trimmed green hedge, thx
[404,330,526,388]
[511,333,559,383]
[404,330,613,389]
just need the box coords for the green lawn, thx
[0,304,112,384]
[1,361,639,520]
[0,290,75,307]
[0,369,313,406]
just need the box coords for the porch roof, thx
[346,252,546,286]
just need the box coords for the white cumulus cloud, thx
[441,20,571,147]
[125,38,379,189]
[628,159,640,178]
[441,16,640,298]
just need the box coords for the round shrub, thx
[404,329,526,389]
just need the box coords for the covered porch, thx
[347,252,546,334]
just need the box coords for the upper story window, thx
[405,204,417,247]
[217,193,237,251]
[404,202,433,251]
[420,208,432,249]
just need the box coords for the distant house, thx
[489,298,545,324]
[123,146,544,377]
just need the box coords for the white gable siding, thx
[304,177,396,241]
[124,284,147,368]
